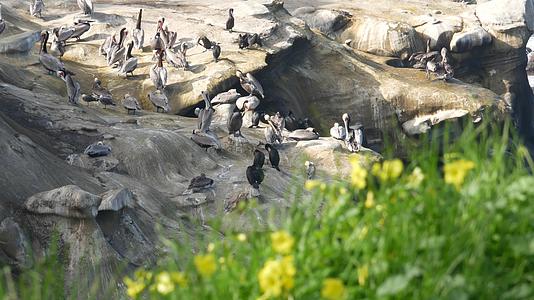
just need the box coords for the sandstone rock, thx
[0,31,40,54]
[450,26,492,52]
[25,185,102,218]
[340,16,425,57]
[413,15,463,50]
[212,103,237,127]
[98,188,135,212]
[66,153,119,172]
[293,7,351,35]
[476,0,534,34]
[0,218,31,269]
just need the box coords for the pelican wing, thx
[159,67,167,88]
[246,73,264,98]
[71,23,90,39]
[108,46,125,66]
[58,27,75,42]
[201,109,214,133]
[133,28,144,49]
[40,53,64,72]
[120,57,138,74]
[150,66,163,89]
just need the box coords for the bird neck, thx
[126,43,133,58]
[41,33,48,53]
[136,9,142,30]
[157,53,163,67]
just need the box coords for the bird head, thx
[194,107,201,116]
[97,141,104,146]
[235,70,244,78]
[263,114,270,121]
[342,113,350,124]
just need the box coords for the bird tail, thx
[275,166,280,172]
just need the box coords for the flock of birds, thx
[4,1,367,198]
[407,39,454,81]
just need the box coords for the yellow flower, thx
[373,159,404,182]
[444,159,475,190]
[219,257,226,265]
[321,278,346,300]
[407,167,424,188]
[350,156,368,189]
[237,233,247,242]
[155,272,175,295]
[364,191,375,209]
[305,180,321,191]
[271,230,294,254]
[357,264,369,286]
[194,254,217,278]
[124,276,146,299]
[258,256,296,298]
[170,272,187,288]
[207,242,215,252]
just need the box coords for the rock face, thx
[0,31,41,54]
[25,185,102,218]
[293,7,351,35]
[0,218,31,269]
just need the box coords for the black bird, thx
[249,111,265,128]
[197,35,213,51]
[265,144,280,171]
[238,33,262,49]
[188,173,214,192]
[284,111,298,131]
[246,165,264,189]
[226,8,235,32]
[253,149,265,169]
[228,109,244,137]
[212,43,221,63]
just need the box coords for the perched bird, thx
[161,25,177,49]
[53,26,74,46]
[70,19,92,41]
[29,0,45,18]
[148,90,170,113]
[342,113,359,152]
[211,89,241,105]
[197,35,213,51]
[39,31,65,74]
[108,28,128,67]
[77,0,94,16]
[92,78,115,108]
[84,141,111,158]
[100,34,116,56]
[0,5,5,35]
[236,70,264,98]
[249,111,265,128]
[264,115,282,144]
[150,50,167,90]
[50,32,65,58]
[253,149,265,169]
[228,110,244,137]
[236,95,260,111]
[166,43,189,69]
[265,144,280,171]
[119,41,138,77]
[57,70,80,104]
[238,33,262,49]
[271,112,286,133]
[132,9,144,50]
[187,174,214,192]
[305,161,316,179]
[246,165,264,189]
[81,94,99,105]
[330,122,346,140]
[150,32,164,55]
[284,111,298,131]
[226,8,235,32]
[212,43,221,63]
[288,128,320,141]
[123,94,141,115]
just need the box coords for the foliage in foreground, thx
[2,121,534,299]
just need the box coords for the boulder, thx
[66,153,119,172]
[0,218,31,269]
[98,188,135,212]
[0,31,41,54]
[25,185,102,218]
[450,26,492,52]
[412,15,463,50]
[293,7,351,35]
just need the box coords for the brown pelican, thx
[264,114,282,144]
[84,141,111,158]
[265,144,280,171]
[119,41,137,77]
[132,9,144,50]
[123,93,141,114]
[211,89,241,105]
[228,109,244,137]
[238,33,262,49]
[330,122,346,140]
[187,174,214,192]
[246,165,264,189]
[165,44,188,69]
[226,8,235,32]
[50,32,65,58]
[271,112,286,133]
[92,78,115,108]
[150,50,167,90]
[148,90,170,112]
[54,26,75,45]
[342,113,359,152]
[236,70,264,98]
[39,31,65,74]
[0,5,4,36]
[77,0,94,16]
[288,128,319,141]
[192,91,221,149]
[57,70,80,104]
[107,28,128,67]
[81,94,99,105]
[161,25,177,49]
[100,34,116,56]
[212,43,221,63]
[437,48,454,81]
[305,161,315,179]
[70,20,92,41]
[253,149,265,168]
[29,0,45,18]
[197,35,213,51]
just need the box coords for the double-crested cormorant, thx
[265,144,280,171]
[284,111,298,131]
[123,94,141,114]
[197,35,213,51]
[246,165,264,189]
[238,33,262,49]
[212,43,221,63]
[249,111,265,128]
[57,70,80,105]
[188,174,214,192]
[226,8,235,32]
[228,109,244,137]
[132,9,144,50]
[253,149,265,169]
